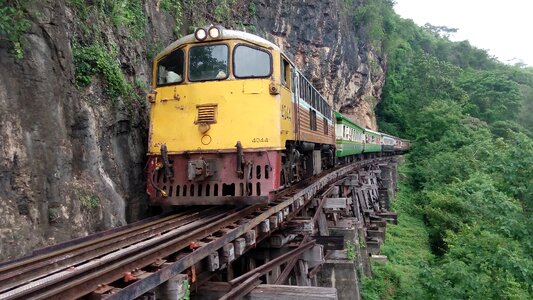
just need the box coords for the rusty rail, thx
[0,206,209,293]
[0,206,251,300]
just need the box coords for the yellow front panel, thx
[149,79,282,154]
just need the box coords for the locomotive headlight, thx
[194,28,207,41]
[208,26,221,39]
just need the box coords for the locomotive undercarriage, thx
[279,141,335,188]
[147,141,335,206]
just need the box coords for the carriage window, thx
[310,108,317,131]
[157,48,184,86]
[189,44,229,81]
[234,45,271,78]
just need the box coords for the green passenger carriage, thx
[335,112,365,157]
[363,129,382,153]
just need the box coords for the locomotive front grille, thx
[195,104,217,124]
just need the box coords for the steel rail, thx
[2,206,259,300]
[0,212,182,272]
[0,206,199,274]
[0,206,234,300]
[0,206,213,293]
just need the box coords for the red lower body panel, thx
[147,150,281,206]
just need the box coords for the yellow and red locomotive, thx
[146,26,335,206]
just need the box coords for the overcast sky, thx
[393,0,533,66]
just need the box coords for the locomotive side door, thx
[291,68,300,141]
[280,55,296,145]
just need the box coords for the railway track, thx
[0,156,393,300]
[0,206,254,299]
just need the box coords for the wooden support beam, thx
[233,238,246,256]
[219,273,261,300]
[269,233,296,248]
[312,236,344,250]
[285,218,314,234]
[367,229,385,242]
[206,251,220,271]
[323,198,351,210]
[302,245,324,268]
[196,284,338,300]
[329,217,354,229]
[317,211,329,236]
[244,230,256,246]
[376,212,398,221]
[370,255,388,263]
[365,240,381,255]
[295,260,310,286]
[259,220,270,234]
[247,285,337,300]
[220,243,235,264]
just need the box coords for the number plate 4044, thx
[252,137,269,143]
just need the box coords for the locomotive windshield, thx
[189,44,229,81]
[157,48,184,86]
[233,44,271,78]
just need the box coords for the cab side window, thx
[281,57,290,88]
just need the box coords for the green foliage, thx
[213,0,238,24]
[361,184,432,299]
[146,40,165,60]
[78,190,101,209]
[0,0,33,59]
[73,43,133,101]
[66,0,151,104]
[361,263,402,300]
[346,241,356,261]
[160,0,183,34]
[248,2,256,17]
[48,207,60,223]
[459,71,521,123]
[182,279,190,300]
[361,1,533,298]
[67,0,146,39]
[351,0,396,51]
[424,227,533,299]
[178,0,258,33]
[110,0,146,39]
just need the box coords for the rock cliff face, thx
[253,0,386,128]
[0,0,385,260]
